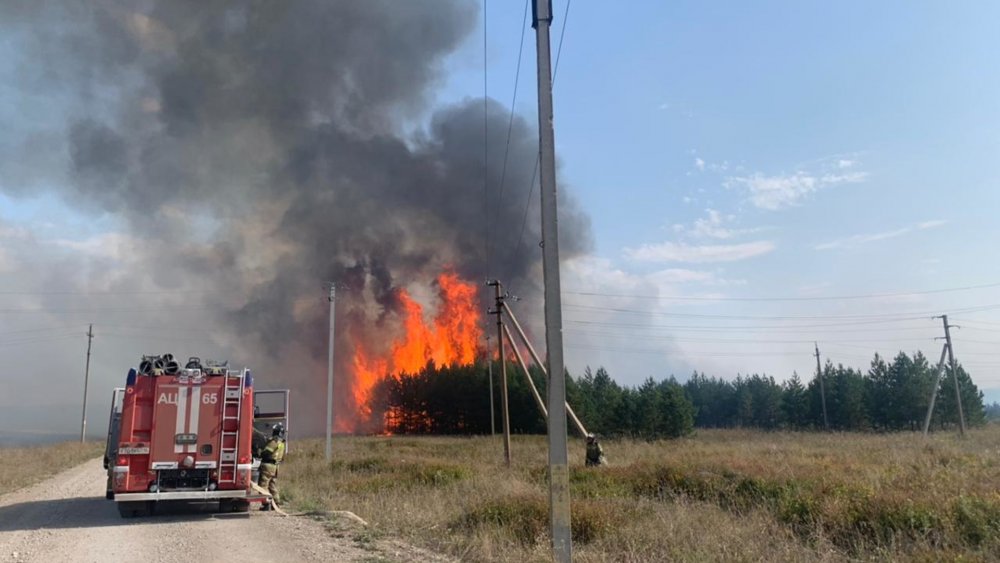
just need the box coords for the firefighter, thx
[258,423,286,508]
[585,434,606,467]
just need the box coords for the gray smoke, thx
[0,1,592,434]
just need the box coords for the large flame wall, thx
[342,271,483,432]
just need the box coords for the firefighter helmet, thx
[272,422,285,437]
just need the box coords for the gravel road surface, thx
[0,458,449,563]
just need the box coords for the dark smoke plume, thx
[0,1,592,433]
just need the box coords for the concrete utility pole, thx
[80,324,93,443]
[326,284,337,462]
[941,315,966,436]
[814,342,829,430]
[532,0,572,559]
[922,344,949,435]
[490,281,512,466]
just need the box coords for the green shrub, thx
[457,494,632,545]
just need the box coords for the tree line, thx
[368,350,988,438]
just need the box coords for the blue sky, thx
[432,0,1000,398]
[2,1,1000,438]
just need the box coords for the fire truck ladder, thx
[218,369,246,484]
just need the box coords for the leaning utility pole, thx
[490,281,512,466]
[814,342,829,431]
[532,0,572,559]
[80,324,93,443]
[940,315,966,436]
[503,303,588,437]
[326,284,337,462]
[922,344,949,435]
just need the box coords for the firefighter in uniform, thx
[585,434,606,467]
[258,423,286,508]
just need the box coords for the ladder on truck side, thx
[218,369,246,484]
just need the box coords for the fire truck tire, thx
[105,489,114,500]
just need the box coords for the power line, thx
[563,328,934,345]
[0,325,85,337]
[563,318,941,331]
[490,0,531,263]
[563,281,1000,302]
[0,305,219,314]
[0,289,224,296]
[564,343,873,362]
[483,0,490,283]
[0,334,80,347]
[511,0,573,274]
[563,302,1000,321]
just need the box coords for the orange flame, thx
[346,271,483,431]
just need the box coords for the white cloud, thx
[725,169,868,210]
[694,158,705,171]
[673,208,762,240]
[625,240,775,263]
[837,159,856,169]
[815,219,947,250]
[647,268,716,284]
[563,257,735,294]
[917,219,947,230]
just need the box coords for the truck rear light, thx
[117,456,127,466]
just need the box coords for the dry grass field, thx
[0,441,104,493]
[283,427,1000,562]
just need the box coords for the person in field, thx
[585,434,606,467]
[258,423,286,508]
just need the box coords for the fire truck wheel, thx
[105,489,114,500]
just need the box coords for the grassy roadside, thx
[281,428,1000,562]
[0,442,104,494]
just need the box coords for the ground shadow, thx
[0,496,246,532]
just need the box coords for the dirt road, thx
[0,459,448,563]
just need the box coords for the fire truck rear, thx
[106,354,279,518]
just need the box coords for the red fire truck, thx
[104,355,288,517]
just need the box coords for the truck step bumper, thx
[114,490,249,502]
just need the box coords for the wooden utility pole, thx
[326,283,336,461]
[940,315,966,436]
[814,342,829,430]
[490,281,512,466]
[487,335,496,436]
[532,0,572,557]
[80,324,93,443]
